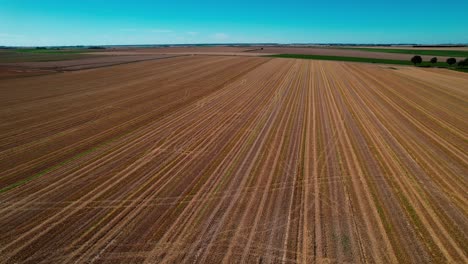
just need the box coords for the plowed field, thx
[0,56,466,263]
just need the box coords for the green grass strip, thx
[453,67,468,73]
[15,48,86,54]
[341,47,468,58]
[267,54,415,65]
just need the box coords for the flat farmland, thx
[0,56,467,263]
[253,46,466,61]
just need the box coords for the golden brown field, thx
[0,56,467,263]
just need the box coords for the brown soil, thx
[100,46,254,54]
[0,54,185,75]
[0,66,56,79]
[0,56,466,263]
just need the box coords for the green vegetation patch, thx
[15,48,86,54]
[266,54,468,71]
[0,48,99,63]
[267,54,414,65]
[453,67,468,73]
[342,47,468,57]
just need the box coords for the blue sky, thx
[1,0,467,46]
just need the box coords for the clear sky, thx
[1,0,467,46]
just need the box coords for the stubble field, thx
[0,55,467,263]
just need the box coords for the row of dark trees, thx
[411,56,468,67]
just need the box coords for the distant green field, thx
[268,54,413,65]
[268,54,457,66]
[15,48,86,54]
[341,47,468,58]
[0,48,97,63]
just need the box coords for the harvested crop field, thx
[0,65,56,80]
[0,56,467,263]
[96,46,256,54]
[0,54,185,77]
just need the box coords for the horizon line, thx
[2,43,468,48]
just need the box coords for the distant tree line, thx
[410,55,468,69]
[458,58,468,67]
[35,47,63,50]
[32,45,106,50]
[87,46,106,49]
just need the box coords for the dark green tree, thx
[411,55,422,65]
[430,57,438,64]
[446,58,457,66]
[457,58,468,67]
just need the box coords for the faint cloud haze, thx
[150,29,173,33]
[213,33,229,41]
